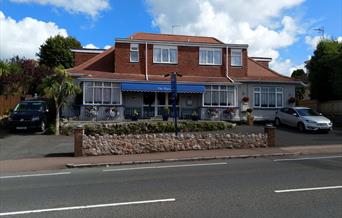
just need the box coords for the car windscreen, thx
[14,102,43,112]
[296,108,320,116]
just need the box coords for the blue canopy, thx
[121,82,205,93]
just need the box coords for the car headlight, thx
[31,116,40,121]
[305,119,317,124]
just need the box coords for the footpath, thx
[1,144,341,173]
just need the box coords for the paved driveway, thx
[0,124,341,161]
[0,130,73,160]
[231,124,342,147]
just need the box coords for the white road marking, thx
[275,186,342,193]
[0,198,176,216]
[103,162,227,172]
[0,172,71,179]
[273,155,342,162]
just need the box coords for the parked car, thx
[8,100,49,132]
[274,107,333,132]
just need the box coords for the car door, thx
[278,108,290,125]
[286,108,299,127]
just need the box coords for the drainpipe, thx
[145,42,149,80]
[226,45,234,83]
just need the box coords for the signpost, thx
[165,72,182,136]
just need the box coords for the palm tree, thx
[41,66,80,135]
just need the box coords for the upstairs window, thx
[130,44,139,62]
[153,45,177,64]
[231,49,242,66]
[199,48,221,65]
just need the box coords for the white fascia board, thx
[115,38,248,49]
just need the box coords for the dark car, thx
[8,100,49,132]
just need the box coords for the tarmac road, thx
[1,155,341,218]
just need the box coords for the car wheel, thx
[274,118,281,127]
[298,122,305,132]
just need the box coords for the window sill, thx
[253,107,281,110]
[199,64,222,66]
[153,62,178,65]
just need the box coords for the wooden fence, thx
[0,95,36,116]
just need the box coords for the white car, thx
[274,107,333,132]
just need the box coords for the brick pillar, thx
[264,124,276,147]
[74,126,84,157]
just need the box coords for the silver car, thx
[274,107,333,132]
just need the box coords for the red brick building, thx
[67,33,299,121]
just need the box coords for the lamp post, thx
[165,72,182,135]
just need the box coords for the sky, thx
[0,0,341,76]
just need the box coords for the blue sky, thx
[1,0,341,76]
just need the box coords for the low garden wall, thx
[73,121,274,157]
[81,132,267,156]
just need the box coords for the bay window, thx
[203,85,236,107]
[253,87,283,108]
[84,82,121,105]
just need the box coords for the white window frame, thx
[231,49,242,66]
[199,48,222,65]
[253,87,283,108]
[202,85,237,107]
[130,44,139,62]
[153,45,178,64]
[83,81,122,105]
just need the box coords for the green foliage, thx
[306,39,342,101]
[0,57,52,96]
[37,35,82,69]
[84,121,234,135]
[291,69,305,78]
[40,66,80,135]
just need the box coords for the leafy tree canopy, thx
[37,35,82,69]
[306,39,342,101]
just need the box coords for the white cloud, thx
[84,43,98,49]
[337,36,342,42]
[0,11,67,60]
[146,0,305,75]
[104,45,111,49]
[271,60,306,77]
[10,0,110,18]
[305,35,322,50]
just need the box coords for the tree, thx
[41,66,80,135]
[0,57,52,96]
[306,39,342,101]
[291,69,307,100]
[37,35,82,69]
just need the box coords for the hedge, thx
[84,121,234,135]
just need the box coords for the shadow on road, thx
[45,152,74,158]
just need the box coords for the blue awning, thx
[121,82,205,93]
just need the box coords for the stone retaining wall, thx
[81,132,267,156]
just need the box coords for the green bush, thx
[84,121,233,135]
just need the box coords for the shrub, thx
[84,120,233,135]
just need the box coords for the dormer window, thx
[199,48,221,65]
[231,49,242,66]
[130,44,139,62]
[153,45,177,64]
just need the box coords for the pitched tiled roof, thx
[232,58,296,82]
[130,32,224,44]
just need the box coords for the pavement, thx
[1,157,341,217]
[0,144,341,173]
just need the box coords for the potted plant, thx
[105,107,118,119]
[242,96,249,103]
[207,108,219,120]
[288,96,296,105]
[191,111,199,121]
[86,106,97,121]
[162,107,170,121]
[246,108,254,126]
[131,109,139,121]
[223,107,236,119]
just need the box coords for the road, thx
[0,155,341,218]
